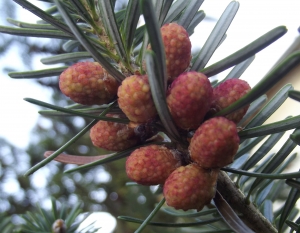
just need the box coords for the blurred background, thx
[0,0,300,232]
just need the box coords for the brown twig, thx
[44,151,113,165]
[217,171,278,233]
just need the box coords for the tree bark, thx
[217,171,278,233]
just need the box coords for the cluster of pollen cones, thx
[58,23,251,211]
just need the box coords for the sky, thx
[0,0,300,232]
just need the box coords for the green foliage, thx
[1,0,300,232]
[0,213,15,233]
[16,198,99,233]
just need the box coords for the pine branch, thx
[217,171,277,233]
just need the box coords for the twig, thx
[217,171,277,233]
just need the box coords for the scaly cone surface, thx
[161,23,192,81]
[189,117,240,168]
[211,79,251,123]
[117,75,157,123]
[59,61,119,105]
[90,114,140,152]
[163,163,219,211]
[126,145,181,185]
[167,71,213,130]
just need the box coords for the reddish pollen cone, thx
[161,23,192,81]
[117,75,157,123]
[163,164,218,211]
[126,145,181,185]
[167,71,213,130]
[189,117,240,168]
[211,79,251,123]
[59,61,119,105]
[90,114,139,152]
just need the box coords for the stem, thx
[134,198,165,233]
[217,171,277,233]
